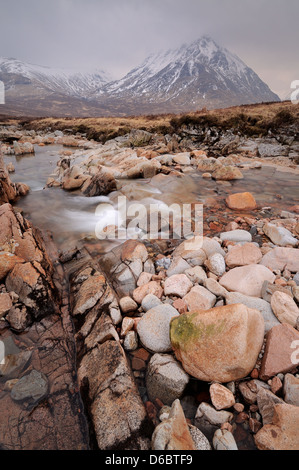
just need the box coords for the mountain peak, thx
[0,37,280,116]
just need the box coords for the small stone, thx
[233,403,245,413]
[270,376,283,395]
[205,253,226,277]
[210,383,235,410]
[146,354,189,406]
[141,294,162,312]
[195,402,233,442]
[249,418,262,434]
[6,305,31,331]
[271,291,299,328]
[204,278,228,297]
[137,304,180,353]
[219,264,276,298]
[213,429,238,450]
[184,266,207,284]
[137,272,152,287]
[226,192,257,211]
[164,274,193,298]
[119,296,138,314]
[159,406,171,421]
[0,293,12,318]
[212,166,243,181]
[123,331,138,352]
[257,388,284,425]
[188,425,211,450]
[133,281,163,304]
[166,257,190,277]
[172,298,188,314]
[238,380,270,405]
[225,243,262,268]
[120,317,135,337]
[183,285,216,311]
[11,369,48,404]
[220,230,252,243]
[263,223,298,247]
[152,400,196,450]
[261,247,299,273]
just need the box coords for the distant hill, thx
[0,37,280,117]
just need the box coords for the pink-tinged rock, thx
[0,203,44,263]
[137,272,152,287]
[259,324,299,380]
[152,399,196,450]
[172,299,188,314]
[263,223,298,247]
[226,192,257,211]
[219,264,275,298]
[0,293,12,318]
[225,243,262,268]
[119,296,138,314]
[183,286,216,311]
[121,239,148,263]
[270,291,299,328]
[170,304,264,383]
[120,317,135,337]
[260,247,299,273]
[133,281,163,304]
[0,252,25,281]
[255,404,299,450]
[210,384,235,410]
[164,274,193,298]
[212,166,244,181]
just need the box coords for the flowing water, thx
[3,143,299,450]
[4,144,299,255]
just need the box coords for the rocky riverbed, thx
[0,123,299,450]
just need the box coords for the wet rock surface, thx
[1,123,299,451]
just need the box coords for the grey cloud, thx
[0,0,298,98]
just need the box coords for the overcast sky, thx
[0,0,298,98]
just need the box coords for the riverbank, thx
[0,117,298,450]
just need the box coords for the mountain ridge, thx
[0,36,280,117]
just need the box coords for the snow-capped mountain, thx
[0,37,280,117]
[0,57,111,98]
[98,36,280,113]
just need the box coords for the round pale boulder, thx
[219,264,275,298]
[226,192,257,211]
[260,247,299,273]
[137,304,180,353]
[270,291,299,328]
[170,304,265,383]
